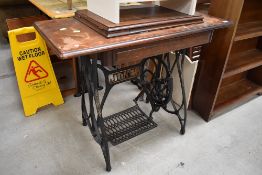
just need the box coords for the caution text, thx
[17,47,45,61]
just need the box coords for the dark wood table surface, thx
[34,13,230,59]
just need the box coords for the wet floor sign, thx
[8,27,64,116]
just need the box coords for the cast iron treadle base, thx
[104,105,157,145]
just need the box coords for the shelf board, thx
[224,49,262,78]
[235,21,262,41]
[214,79,262,112]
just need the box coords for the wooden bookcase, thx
[192,0,262,121]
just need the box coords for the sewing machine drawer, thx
[112,31,211,66]
[99,31,212,67]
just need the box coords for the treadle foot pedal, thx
[104,105,157,145]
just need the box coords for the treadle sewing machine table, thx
[34,8,229,171]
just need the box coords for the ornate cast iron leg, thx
[163,50,187,134]
[80,57,111,171]
[91,59,111,172]
[175,50,187,135]
[137,50,187,135]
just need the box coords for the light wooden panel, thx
[29,0,87,18]
[172,53,199,108]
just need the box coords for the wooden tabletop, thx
[34,13,230,59]
[29,0,87,19]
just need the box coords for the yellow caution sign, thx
[8,27,64,116]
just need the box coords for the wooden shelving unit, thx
[192,0,262,121]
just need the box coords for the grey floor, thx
[0,33,262,175]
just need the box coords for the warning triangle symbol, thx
[24,60,49,83]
